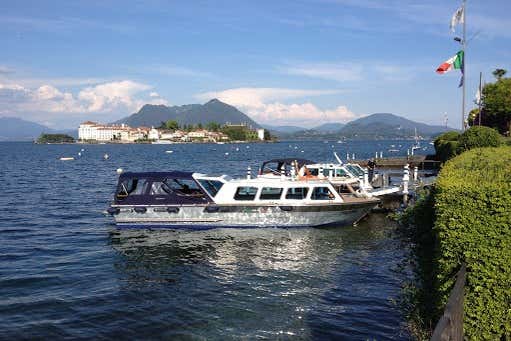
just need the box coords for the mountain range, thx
[115,99,260,128]
[0,100,455,141]
[0,117,77,141]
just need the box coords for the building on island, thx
[78,121,262,143]
[78,121,150,142]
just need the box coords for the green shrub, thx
[434,146,511,339]
[434,131,461,163]
[456,126,502,153]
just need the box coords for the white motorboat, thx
[107,170,379,229]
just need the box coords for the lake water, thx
[0,141,427,339]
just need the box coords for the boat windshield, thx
[346,165,364,177]
[197,179,224,198]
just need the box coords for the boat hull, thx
[110,202,377,229]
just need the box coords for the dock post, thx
[402,164,410,205]
[352,153,355,160]
[375,151,378,159]
[413,166,418,182]
[280,165,285,180]
[380,151,383,159]
[363,168,369,188]
[383,172,389,187]
[407,149,410,157]
[247,166,252,179]
[346,153,350,160]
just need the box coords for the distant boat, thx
[165,150,174,154]
[388,149,399,153]
[59,157,74,161]
[216,142,225,145]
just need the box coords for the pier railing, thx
[431,263,466,341]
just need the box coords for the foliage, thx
[456,126,501,153]
[433,146,511,338]
[159,120,179,130]
[481,77,511,134]
[205,122,221,132]
[434,131,460,163]
[398,189,440,338]
[492,68,507,80]
[37,133,74,143]
[221,125,247,141]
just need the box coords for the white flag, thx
[475,88,481,105]
[450,6,464,33]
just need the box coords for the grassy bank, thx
[402,146,511,339]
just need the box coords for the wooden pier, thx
[352,155,441,170]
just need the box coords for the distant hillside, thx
[0,117,53,141]
[261,124,305,133]
[115,99,261,128]
[339,113,453,139]
[313,122,345,132]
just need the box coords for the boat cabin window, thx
[197,179,224,198]
[116,178,148,199]
[149,181,172,195]
[335,168,349,177]
[259,187,283,200]
[234,186,258,201]
[308,168,319,176]
[346,165,363,177]
[311,187,335,200]
[164,178,205,198]
[285,187,309,200]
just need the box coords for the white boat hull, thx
[111,202,377,229]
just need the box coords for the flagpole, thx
[462,0,467,130]
[478,71,482,125]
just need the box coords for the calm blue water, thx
[0,141,427,339]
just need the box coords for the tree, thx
[481,77,511,134]
[206,122,221,132]
[467,108,480,127]
[492,68,507,80]
[165,120,179,131]
[456,126,501,153]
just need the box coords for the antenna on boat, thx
[333,152,343,165]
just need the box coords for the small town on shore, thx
[37,120,269,144]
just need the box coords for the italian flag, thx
[436,50,464,74]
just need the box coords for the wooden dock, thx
[352,155,441,170]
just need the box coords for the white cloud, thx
[197,87,340,108]
[149,65,212,78]
[281,62,363,82]
[0,80,168,126]
[78,80,151,112]
[196,87,356,127]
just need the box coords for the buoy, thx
[116,168,123,174]
[80,148,85,152]
[225,152,229,156]
[78,152,81,157]
[236,147,239,151]
[300,150,304,153]
[165,150,173,153]
[103,153,109,160]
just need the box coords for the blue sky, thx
[1,0,510,129]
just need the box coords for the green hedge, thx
[434,131,461,163]
[434,146,511,338]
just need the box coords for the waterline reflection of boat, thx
[107,170,379,229]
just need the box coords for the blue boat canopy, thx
[118,171,195,181]
[114,171,212,205]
